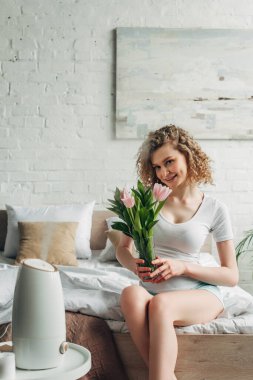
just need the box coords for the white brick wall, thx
[1,0,253,289]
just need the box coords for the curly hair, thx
[136,125,213,187]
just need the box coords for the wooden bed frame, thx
[1,209,253,380]
[113,332,253,380]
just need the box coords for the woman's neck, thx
[168,185,202,204]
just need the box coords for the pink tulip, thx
[153,183,171,202]
[121,188,135,208]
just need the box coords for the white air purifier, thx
[12,259,68,370]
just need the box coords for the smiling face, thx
[137,125,213,188]
[151,142,188,189]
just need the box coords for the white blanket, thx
[1,254,253,334]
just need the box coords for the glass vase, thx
[134,235,156,271]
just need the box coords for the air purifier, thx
[12,259,68,370]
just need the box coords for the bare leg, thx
[148,290,224,380]
[149,299,178,380]
[120,285,152,366]
[121,286,223,380]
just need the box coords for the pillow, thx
[3,202,95,259]
[98,216,137,262]
[98,230,122,262]
[16,221,78,266]
[98,216,121,262]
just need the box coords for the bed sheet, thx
[1,252,253,334]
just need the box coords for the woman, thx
[116,125,239,380]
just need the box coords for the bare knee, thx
[120,285,151,314]
[149,294,175,322]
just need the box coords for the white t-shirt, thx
[141,194,234,294]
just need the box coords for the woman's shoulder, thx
[203,194,229,215]
[203,195,233,239]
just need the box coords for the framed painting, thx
[116,28,253,139]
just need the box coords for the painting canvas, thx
[116,28,253,139]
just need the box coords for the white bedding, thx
[1,252,253,335]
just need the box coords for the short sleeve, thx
[210,201,233,242]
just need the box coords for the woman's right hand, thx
[133,258,152,281]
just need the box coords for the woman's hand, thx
[149,257,186,283]
[132,258,153,282]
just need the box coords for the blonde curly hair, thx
[136,125,213,187]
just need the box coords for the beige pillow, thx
[16,221,78,266]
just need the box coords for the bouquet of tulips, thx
[107,180,171,269]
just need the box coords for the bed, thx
[1,209,253,380]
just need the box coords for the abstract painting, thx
[116,28,253,139]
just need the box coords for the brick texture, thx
[0,0,253,291]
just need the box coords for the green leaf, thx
[107,199,119,207]
[148,208,155,221]
[122,208,132,226]
[134,212,142,232]
[139,207,148,225]
[137,180,146,196]
[147,220,158,230]
[111,221,132,238]
[143,187,152,200]
[132,189,144,203]
[108,181,164,245]
[236,229,253,261]
[114,187,121,202]
[107,206,116,212]
[132,230,141,242]
[154,199,166,217]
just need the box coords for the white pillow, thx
[3,202,95,259]
[98,216,121,262]
[198,252,253,318]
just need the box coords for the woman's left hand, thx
[149,257,186,283]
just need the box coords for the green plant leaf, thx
[107,199,119,207]
[114,187,121,202]
[108,181,169,262]
[137,179,145,192]
[139,207,148,225]
[111,221,132,237]
[107,207,118,213]
[154,199,166,217]
[132,189,144,204]
[236,229,253,261]
[147,220,158,230]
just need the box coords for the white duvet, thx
[1,253,253,335]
